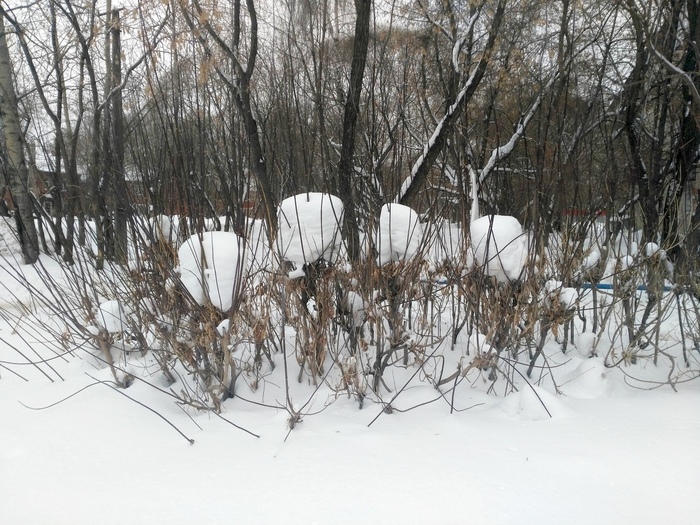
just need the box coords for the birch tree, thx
[0,12,39,264]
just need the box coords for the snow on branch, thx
[452,10,480,74]
[478,74,557,186]
[396,65,481,203]
[395,0,508,205]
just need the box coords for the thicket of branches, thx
[1,0,699,422]
[1,0,697,258]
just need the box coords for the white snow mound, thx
[501,385,571,420]
[470,215,528,282]
[376,203,423,266]
[344,291,366,328]
[97,300,131,333]
[580,248,601,274]
[545,279,578,310]
[151,215,175,243]
[0,218,22,256]
[277,193,344,272]
[574,331,597,358]
[561,359,610,399]
[177,231,244,312]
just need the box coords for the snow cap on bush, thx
[151,214,174,242]
[177,231,244,312]
[470,215,528,283]
[376,203,423,266]
[277,193,344,275]
[97,300,131,333]
[544,279,578,310]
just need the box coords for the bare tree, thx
[337,0,371,261]
[179,0,279,235]
[0,12,39,264]
[397,0,507,205]
[621,0,700,263]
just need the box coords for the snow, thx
[97,300,131,333]
[470,215,528,282]
[500,384,573,420]
[1,352,698,525]
[466,331,494,355]
[642,241,674,277]
[376,203,423,265]
[545,279,579,310]
[343,290,367,327]
[619,254,635,272]
[277,193,344,273]
[579,247,601,274]
[150,214,178,245]
[1,212,699,525]
[0,218,22,256]
[644,241,662,257]
[574,331,597,358]
[176,231,244,312]
[560,359,610,398]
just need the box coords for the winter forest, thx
[1,1,699,523]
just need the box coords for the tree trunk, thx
[622,6,658,243]
[111,9,128,265]
[337,0,371,262]
[674,0,700,264]
[181,0,279,236]
[0,14,39,264]
[398,0,506,205]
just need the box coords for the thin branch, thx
[85,373,196,445]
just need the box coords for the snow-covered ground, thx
[1,212,699,524]
[2,340,698,525]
